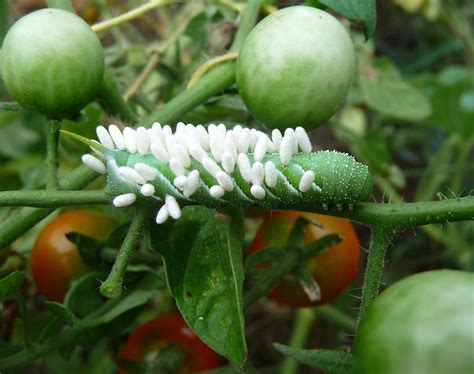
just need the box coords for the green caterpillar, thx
[71,123,373,223]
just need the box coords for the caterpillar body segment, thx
[77,124,373,224]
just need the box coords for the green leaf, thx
[66,232,103,267]
[0,271,24,302]
[429,80,474,137]
[288,216,323,245]
[150,206,247,366]
[359,59,432,121]
[45,302,76,326]
[65,272,105,319]
[274,344,352,374]
[320,0,377,38]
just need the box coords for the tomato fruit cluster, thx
[236,6,356,130]
[1,8,104,118]
[31,210,116,302]
[249,211,360,307]
[120,313,220,373]
[354,270,474,374]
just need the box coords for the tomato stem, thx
[100,207,148,298]
[357,228,394,327]
[316,305,357,333]
[0,165,97,249]
[97,72,139,124]
[45,120,61,190]
[17,295,32,351]
[0,190,111,207]
[280,308,316,374]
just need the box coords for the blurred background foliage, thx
[0,0,473,372]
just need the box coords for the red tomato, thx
[249,211,360,307]
[120,314,220,373]
[31,210,116,302]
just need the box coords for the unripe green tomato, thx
[1,8,104,118]
[236,6,356,130]
[354,270,474,374]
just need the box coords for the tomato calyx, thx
[248,211,360,307]
[246,215,342,303]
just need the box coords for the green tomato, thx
[1,8,104,118]
[354,270,474,374]
[236,6,356,130]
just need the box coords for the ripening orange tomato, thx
[249,211,360,307]
[31,210,116,302]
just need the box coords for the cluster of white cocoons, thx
[82,122,317,224]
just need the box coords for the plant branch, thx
[97,72,139,124]
[46,120,60,190]
[0,166,97,249]
[91,0,174,33]
[229,0,261,52]
[316,305,357,333]
[0,190,111,207]
[100,208,148,298]
[0,325,83,370]
[294,195,474,231]
[187,53,239,88]
[357,228,393,326]
[281,309,315,374]
[124,3,204,101]
[17,295,32,350]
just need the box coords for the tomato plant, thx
[249,211,360,307]
[354,270,474,374]
[236,6,356,130]
[0,1,473,373]
[31,210,116,302]
[1,8,104,118]
[120,313,220,373]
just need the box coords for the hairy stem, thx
[0,190,111,207]
[46,120,60,190]
[0,166,97,249]
[100,208,148,298]
[300,196,474,231]
[357,228,394,326]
